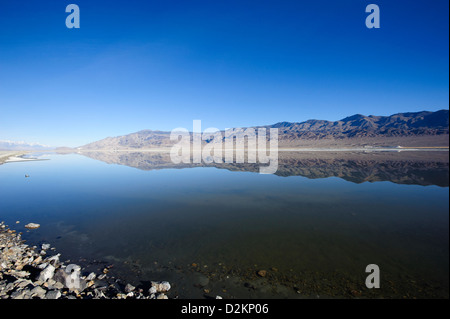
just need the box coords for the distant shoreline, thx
[2,147,448,163]
[277,147,449,152]
[60,146,449,153]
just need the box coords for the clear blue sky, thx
[0,0,448,147]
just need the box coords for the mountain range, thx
[78,110,449,150]
[0,140,52,151]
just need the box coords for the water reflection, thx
[78,150,449,187]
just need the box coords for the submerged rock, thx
[24,223,40,230]
[257,270,267,277]
[196,274,209,287]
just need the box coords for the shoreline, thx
[0,151,50,165]
[0,221,171,299]
[65,147,450,153]
[0,152,29,165]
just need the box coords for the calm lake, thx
[0,151,448,298]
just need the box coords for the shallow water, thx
[0,151,448,298]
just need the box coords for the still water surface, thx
[0,152,448,298]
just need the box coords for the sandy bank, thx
[0,151,28,164]
[0,151,49,165]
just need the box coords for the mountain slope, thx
[263,110,449,147]
[268,110,449,136]
[79,110,449,150]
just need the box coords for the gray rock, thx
[94,289,106,299]
[11,289,26,299]
[46,254,61,265]
[156,293,168,299]
[151,281,171,293]
[45,290,61,299]
[54,264,86,291]
[10,270,30,278]
[30,286,47,299]
[149,286,157,295]
[125,283,135,293]
[14,279,32,289]
[86,272,96,281]
[37,262,48,270]
[38,264,55,282]
[5,282,15,292]
[32,256,42,265]
[47,278,56,286]
[53,282,65,289]
[93,280,108,290]
[97,273,106,280]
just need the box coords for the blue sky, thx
[0,0,448,147]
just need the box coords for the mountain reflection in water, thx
[78,151,449,187]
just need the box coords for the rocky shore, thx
[0,221,171,299]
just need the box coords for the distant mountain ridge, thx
[270,110,448,135]
[0,140,52,151]
[264,110,449,146]
[79,110,449,150]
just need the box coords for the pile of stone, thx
[0,222,170,299]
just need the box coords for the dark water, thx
[0,151,448,298]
